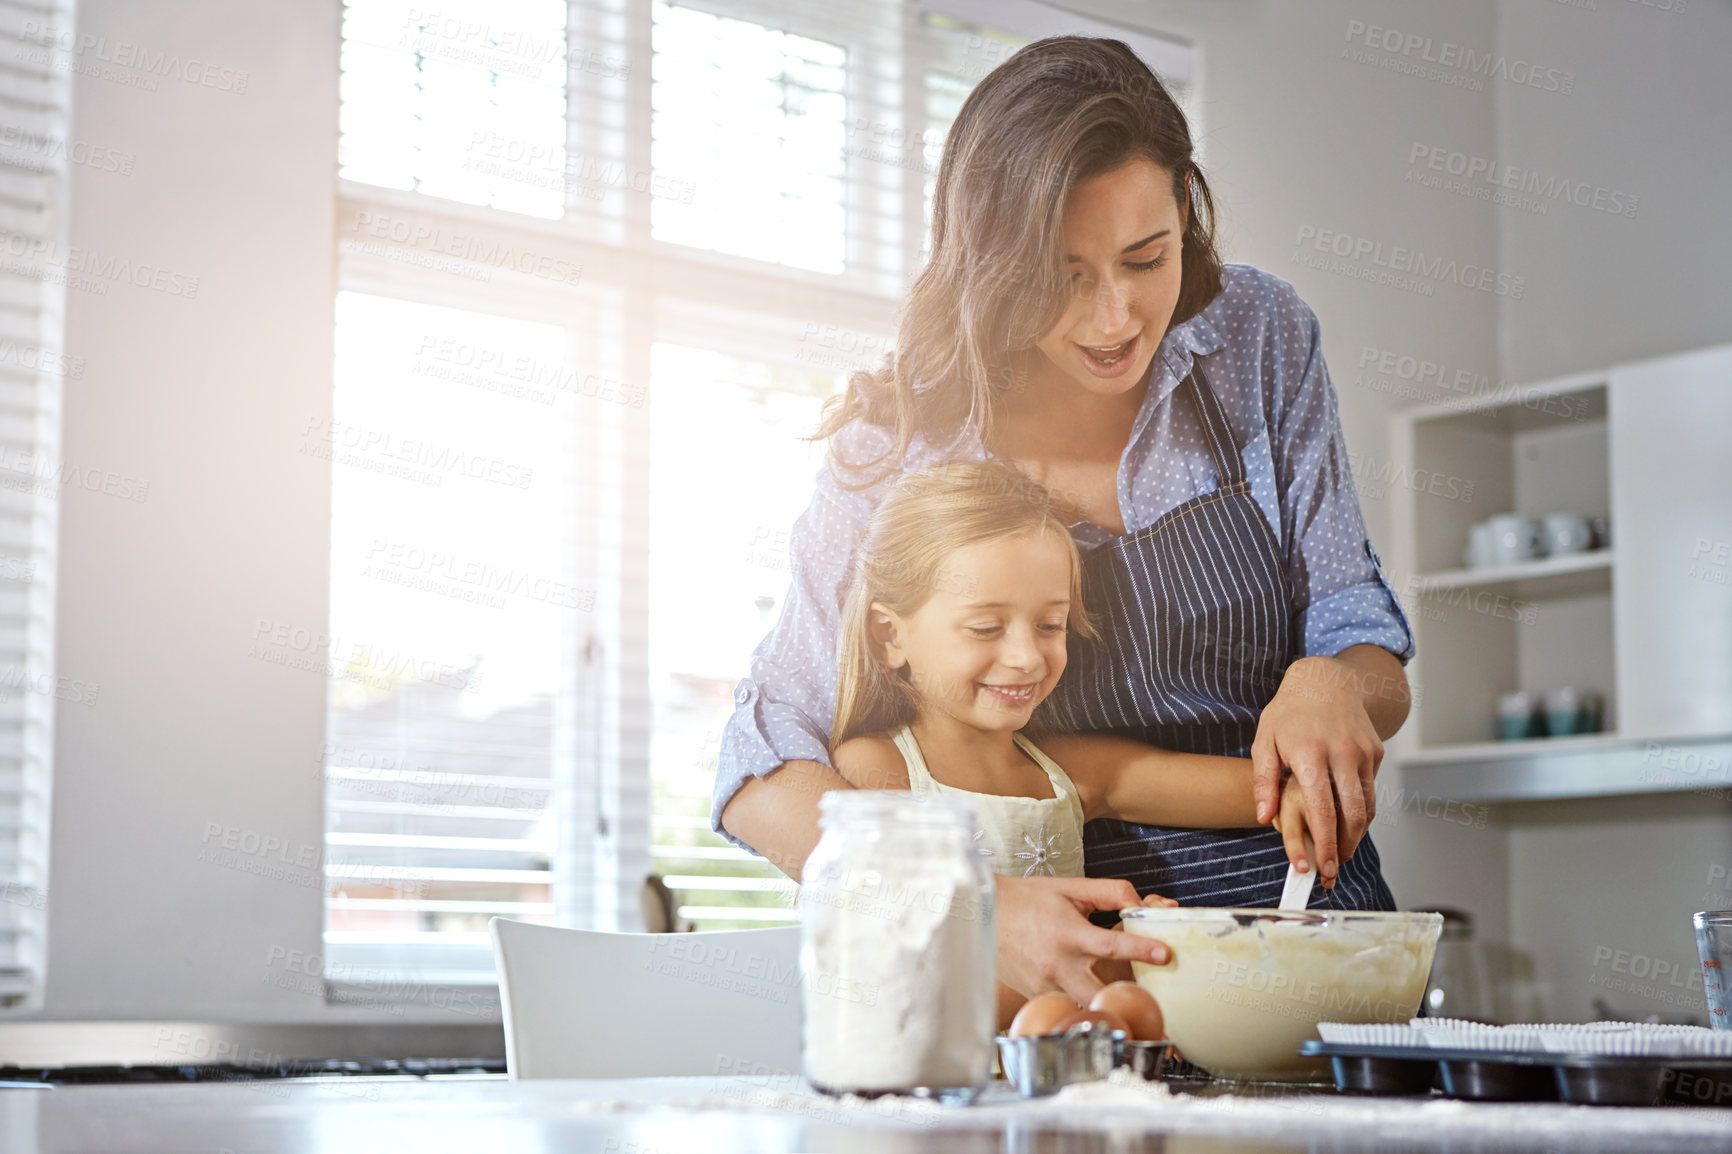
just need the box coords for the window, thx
[339,0,570,219]
[330,0,1195,999]
[649,2,847,273]
[0,0,77,1009]
[918,14,1027,252]
[320,292,584,988]
[647,342,842,927]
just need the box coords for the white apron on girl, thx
[890,723,1086,879]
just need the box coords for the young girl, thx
[828,461,1316,1019]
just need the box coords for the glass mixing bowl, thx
[1122,907,1443,1081]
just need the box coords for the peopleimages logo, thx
[1342,20,1574,95]
[348,211,583,286]
[19,22,250,93]
[0,122,134,175]
[0,228,200,298]
[1407,143,1638,219]
[300,417,535,490]
[1293,226,1524,298]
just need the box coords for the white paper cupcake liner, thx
[1527,1023,1728,1057]
[1359,1018,1732,1058]
[1676,1030,1732,1057]
[1315,1022,1427,1047]
[1407,1019,1545,1051]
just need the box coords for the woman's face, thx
[1034,157,1185,398]
[872,530,1073,734]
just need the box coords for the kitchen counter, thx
[3,1070,1731,1153]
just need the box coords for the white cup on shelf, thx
[1463,521,1496,569]
[1541,514,1593,557]
[1484,514,1542,566]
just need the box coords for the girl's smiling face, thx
[870,529,1074,732]
[1033,156,1186,397]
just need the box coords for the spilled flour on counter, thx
[1032,1068,1732,1147]
[585,1071,1732,1149]
[681,1087,945,1129]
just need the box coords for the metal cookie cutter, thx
[997,1025,1174,1097]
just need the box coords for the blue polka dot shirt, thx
[712,263,1416,849]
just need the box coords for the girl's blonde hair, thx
[830,461,1098,748]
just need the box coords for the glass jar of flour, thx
[800,791,995,1101]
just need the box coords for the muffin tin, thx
[1301,1040,1732,1106]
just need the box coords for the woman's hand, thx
[1250,651,1395,886]
[994,875,1174,1004]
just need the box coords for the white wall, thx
[36,0,359,1021]
[1490,0,1732,1022]
[1495,0,1732,381]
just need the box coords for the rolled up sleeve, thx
[1271,295,1416,664]
[711,470,868,850]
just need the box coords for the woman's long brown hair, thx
[814,36,1224,485]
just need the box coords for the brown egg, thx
[1007,991,1078,1038]
[1089,981,1165,1042]
[1053,1006,1131,1037]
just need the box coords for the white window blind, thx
[0,0,75,1009]
[320,291,598,992]
[339,0,571,219]
[332,0,1196,991]
[646,326,847,928]
[649,1,846,274]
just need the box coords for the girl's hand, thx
[994,875,1172,1004]
[1271,774,1325,887]
[1250,654,1385,886]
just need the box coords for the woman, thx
[712,37,1415,1004]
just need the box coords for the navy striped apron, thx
[1046,364,1396,912]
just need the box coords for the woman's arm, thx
[1330,643,1411,739]
[721,741,911,881]
[1249,645,1401,886]
[830,735,913,790]
[719,761,846,881]
[1248,276,1417,883]
[1042,733,1260,827]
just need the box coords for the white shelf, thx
[1404,370,1609,430]
[1401,734,1731,804]
[1404,732,1622,765]
[1415,550,1613,600]
[1392,344,1732,792]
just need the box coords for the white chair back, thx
[489,917,803,1079]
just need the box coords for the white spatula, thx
[1278,861,1316,911]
